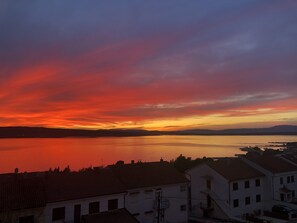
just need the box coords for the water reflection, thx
[0,135,296,173]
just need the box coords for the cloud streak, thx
[0,0,297,130]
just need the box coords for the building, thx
[81,208,139,223]
[0,175,46,223]
[110,161,189,223]
[1,162,189,223]
[44,169,126,223]
[242,154,297,205]
[187,158,265,221]
[279,152,297,168]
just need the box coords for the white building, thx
[43,170,127,223]
[110,161,189,223]
[1,162,188,223]
[242,154,297,206]
[187,158,265,221]
[81,208,139,223]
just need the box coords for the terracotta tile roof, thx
[0,163,187,211]
[45,169,126,203]
[246,155,297,173]
[82,209,139,223]
[206,158,264,181]
[281,153,297,165]
[109,162,188,190]
[0,177,46,212]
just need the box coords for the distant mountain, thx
[0,127,161,138]
[175,125,297,135]
[0,125,296,138]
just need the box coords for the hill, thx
[0,125,296,138]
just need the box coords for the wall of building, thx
[44,193,125,223]
[187,163,230,218]
[125,187,155,223]
[241,158,297,210]
[241,158,274,210]
[272,172,297,202]
[188,163,267,220]
[163,183,188,223]
[229,177,264,217]
[124,183,188,223]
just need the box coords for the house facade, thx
[187,158,265,221]
[81,208,140,223]
[1,162,189,223]
[44,194,125,223]
[242,154,297,206]
[43,170,126,223]
[110,161,189,223]
[124,183,188,223]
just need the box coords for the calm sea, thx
[0,135,296,174]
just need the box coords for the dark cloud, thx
[0,0,297,129]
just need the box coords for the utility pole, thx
[157,192,161,223]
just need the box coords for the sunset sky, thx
[1,0,297,130]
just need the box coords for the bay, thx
[0,135,296,173]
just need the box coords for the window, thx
[19,216,34,223]
[52,207,65,221]
[206,180,211,190]
[233,182,238,191]
[280,177,283,184]
[280,194,284,201]
[74,204,81,223]
[256,194,261,203]
[291,176,295,183]
[233,199,239,208]
[108,199,118,211]
[207,195,212,208]
[255,179,260,187]
[180,204,187,211]
[89,202,100,214]
[287,176,291,183]
[180,184,187,192]
[245,197,251,205]
[244,180,250,189]
[293,190,295,198]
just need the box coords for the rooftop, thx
[206,158,264,181]
[45,169,126,203]
[0,177,46,212]
[0,162,188,211]
[109,161,188,190]
[280,153,297,166]
[246,154,297,174]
